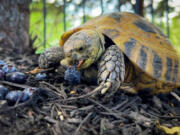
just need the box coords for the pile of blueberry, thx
[0,60,39,104]
[0,60,27,83]
[0,60,47,82]
[0,59,81,104]
[0,85,37,104]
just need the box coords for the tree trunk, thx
[139,0,144,17]
[0,0,31,54]
[134,0,144,17]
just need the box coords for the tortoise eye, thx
[78,46,84,52]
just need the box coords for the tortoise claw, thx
[90,81,119,99]
[91,81,112,96]
[100,81,112,94]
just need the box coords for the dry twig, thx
[0,80,31,89]
[73,112,92,135]
[170,92,180,102]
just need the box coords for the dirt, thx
[0,49,179,135]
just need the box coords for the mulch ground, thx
[0,50,179,135]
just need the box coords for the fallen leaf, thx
[156,121,180,135]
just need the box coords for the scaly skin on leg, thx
[95,45,125,95]
[39,46,64,68]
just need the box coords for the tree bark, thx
[0,0,31,54]
[134,0,144,17]
[139,0,144,17]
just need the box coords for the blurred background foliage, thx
[30,0,180,54]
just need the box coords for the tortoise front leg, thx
[39,46,64,69]
[94,45,125,95]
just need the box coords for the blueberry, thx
[64,66,81,85]
[6,72,27,84]
[23,87,37,98]
[35,73,47,80]
[9,66,16,73]
[21,87,37,102]
[2,65,8,73]
[20,93,29,102]
[2,64,17,73]
[0,70,4,80]
[0,60,5,69]
[5,90,23,103]
[0,85,9,100]
[0,60,5,65]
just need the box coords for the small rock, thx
[0,100,7,107]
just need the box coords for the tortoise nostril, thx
[72,54,78,59]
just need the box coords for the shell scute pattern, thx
[133,20,157,34]
[152,51,163,79]
[172,60,178,83]
[103,28,120,39]
[138,46,148,70]
[165,57,173,81]
[124,38,136,57]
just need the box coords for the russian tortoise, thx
[39,12,180,95]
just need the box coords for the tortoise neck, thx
[94,34,105,63]
[124,57,135,83]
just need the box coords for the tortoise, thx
[39,12,180,95]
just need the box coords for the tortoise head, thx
[61,29,105,69]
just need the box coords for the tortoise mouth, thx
[75,55,90,69]
[76,60,85,68]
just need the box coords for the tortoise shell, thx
[59,12,180,87]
